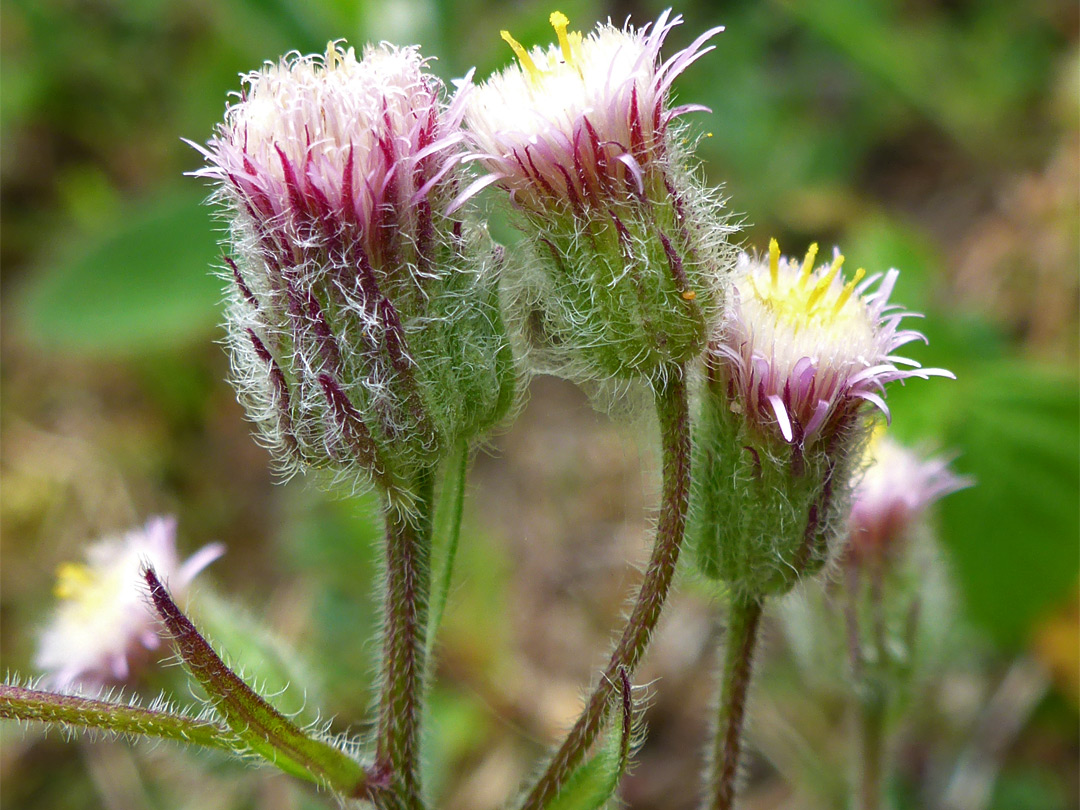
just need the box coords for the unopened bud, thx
[191,43,516,494]
[461,11,735,386]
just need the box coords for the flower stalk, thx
[376,470,436,808]
[855,686,889,810]
[691,240,955,809]
[426,442,469,658]
[709,595,764,810]
[519,368,691,810]
[0,684,235,752]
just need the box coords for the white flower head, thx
[35,517,223,691]
[462,9,722,212]
[459,11,735,387]
[691,240,955,597]
[710,239,954,447]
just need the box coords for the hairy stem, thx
[426,442,468,658]
[0,685,234,751]
[376,467,436,809]
[519,369,691,810]
[709,594,764,810]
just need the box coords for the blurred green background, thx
[1,0,1077,808]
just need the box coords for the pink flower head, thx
[189,43,515,490]
[35,517,223,691]
[707,240,954,448]
[461,10,723,213]
[458,11,733,386]
[848,434,971,561]
[191,42,465,270]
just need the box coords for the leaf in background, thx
[15,187,223,356]
[777,0,1057,157]
[842,215,941,312]
[935,363,1079,648]
[279,488,383,718]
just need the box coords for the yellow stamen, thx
[768,238,780,287]
[806,253,845,310]
[833,267,866,313]
[501,30,541,81]
[55,562,94,600]
[550,11,575,64]
[799,242,819,286]
[682,290,697,300]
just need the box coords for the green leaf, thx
[16,187,222,356]
[144,568,374,798]
[936,363,1079,647]
[544,670,633,810]
[193,592,324,721]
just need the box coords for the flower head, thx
[690,240,953,598]
[35,517,223,691]
[464,10,721,213]
[712,240,953,447]
[847,432,971,562]
[191,43,515,494]
[462,11,735,386]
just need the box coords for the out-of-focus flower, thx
[462,11,735,386]
[190,43,515,496]
[847,432,972,563]
[35,517,223,691]
[690,240,953,598]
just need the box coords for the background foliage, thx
[2,0,1077,808]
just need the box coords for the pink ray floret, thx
[848,435,972,559]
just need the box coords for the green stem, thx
[709,594,764,810]
[0,685,234,752]
[426,442,468,658]
[376,467,436,809]
[856,694,888,810]
[852,557,890,810]
[519,369,692,810]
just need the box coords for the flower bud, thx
[35,517,223,691]
[461,11,735,386]
[191,43,516,494]
[690,240,953,599]
[780,436,969,699]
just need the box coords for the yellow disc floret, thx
[500,30,541,81]
[54,561,120,620]
[502,11,583,84]
[751,240,868,333]
[54,562,95,600]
